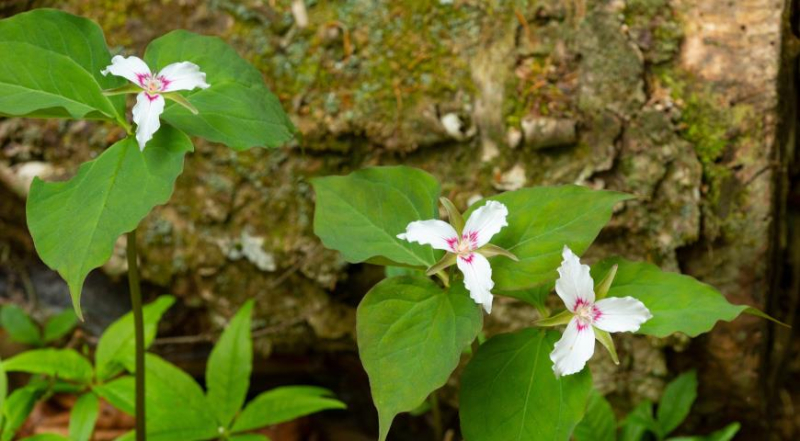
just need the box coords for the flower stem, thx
[126,229,146,441]
[430,391,443,441]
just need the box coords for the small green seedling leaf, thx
[0,305,42,346]
[574,389,616,441]
[657,371,698,436]
[92,376,135,415]
[95,295,176,380]
[4,348,93,384]
[69,393,100,441]
[231,386,345,433]
[206,300,254,428]
[621,400,658,441]
[2,386,43,441]
[43,309,78,343]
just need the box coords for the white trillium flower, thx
[397,199,516,314]
[548,246,652,377]
[101,55,210,150]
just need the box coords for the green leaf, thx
[0,357,6,429]
[620,400,658,441]
[206,300,254,427]
[27,127,191,318]
[459,328,593,441]
[357,276,482,441]
[43,309,78,343]
[666,422,740,441]
[0,9,125,119]
[313,166,442,268]
[2,386,43,441]
[28,130,191,319]
[93,376,135,415]
[144,30,294,150]
[229,435,270,441]
[0,305,42,346]
[232,386,344,433]
[466,186,630,291]
[19,435,70,441]
[69,393,99,441]
[95,295,176,381]
[657,371,697,436]
[144,354,218,441]
[5,348,93,384]
[591,258,756,338]
[574,390,617,441]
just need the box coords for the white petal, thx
[157,61,210,92]
[397,220,459,252]
[101,55,151,86]
[132,92,165,151]
[462,200,508,249]
[457,252,494,313]
[550,317,595,377]
[593,297,652,333]
[555,245,595,312]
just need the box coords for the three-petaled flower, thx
[397,199,517,314]
[545,246,652,377]
[101,55,210,150]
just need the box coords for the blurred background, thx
[0,0,798,439]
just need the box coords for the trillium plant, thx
[0,8,294,441]
[312,166,784,441]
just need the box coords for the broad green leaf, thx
[144,30,294,150]
[666,422,740,441]
[574,390,616,441]
[27,127,191,319]
[657,371,697,436]
[591,258,757,337]
[69,393,99,441]
[460,329,593,441]
[43,309,78,343]
[0,305,42,346]
[0,9,125,119]
[232,386,345,433]
[0,42,120,121]
[467,186,631,291]
[2,386,43,441]
[620,400,658,441]
[206,300,254,427]
[313,166,441,268]
[230,435,270,441]
[95,295,176,381]
[144,354,218,441]
[503,283,553,311]
[19,435,70,441]
[5,348,93,384]
[93,376,135,415]
[357,276,482,441]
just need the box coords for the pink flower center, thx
[449,230,480,256]
[574,299,602,329]
[137,73,170,95]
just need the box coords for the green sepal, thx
[102,84,142,96]
[439,197,464,235]
[426,253,457,276]
[478,244,519,262]
[594,328,619,365]
[164,92,199,115]
[533,309,573,327]
[595,264,618,300]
